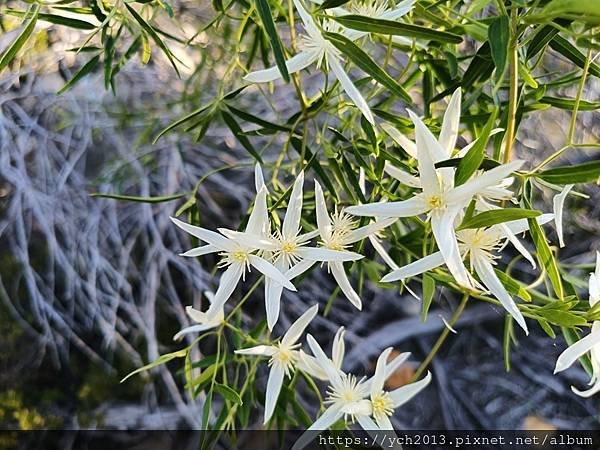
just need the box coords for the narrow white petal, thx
[306,334,342,383]
[590,252,600,305]
[499,223,537,269]
[179,244,219,257]
[572,378,600,398]
[186,306,209,323]
[170,217,232,250]
[330,261,362,309]
[381,252,445,282]
[504,213,554,235]
[283,171,305,239]
[381,124,417,159]
[265,277,284,331]
[447,160,524,206]
[219,229,277,251]
[384,352,411,380]
[248,255,296,291]
[314,180,332,238]
[173,323,217,341]
[384,161,421,187]
[297,247,363,262]
[430,210,475,289]
[298,229,320,242]
[246,187,270,236]
[407,109,447,163]
[292,0,319,32]
[245,51,316,83]
[380,0,415,20]
[457,128,504,158]
[371,347,393,396]
[285,259,316,280]
[473,255,528,334]
[291,406,344,450]
[209,263,244,312]
[264,364,285,424]
[282,304,319,346]
[235,345,277,357]
[297,351,328,380]
[329,57,375,125]
[439,88,461,156]
[389,371,432,407]
[345,217,397,244]
[555,330,600,373]
[332,327,346,371]
[255,163,266,192]
[369,235,399,270]
[345,196,429,218]
[553,184,574,248]
[356,414,381,431]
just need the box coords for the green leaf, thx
[495,269,532,302]
[213,383,243,405]
[0,4,39,73]
[90,192,186,203]
[221,110,263,163]
[538,96,600,111]
[323,31,412,103]
[537,309,586,327]
[320,0,352,9]
[488,15,509,82]
[57,54,101,94]
[124,3,180,76]
[536,0,600,25]
[527,215,563,300]
[255,0,290,82]
[549,35,600,79]
[330,15,463,43]
[421,274,435,322]
[3,9,96,30]
[226,105,290,132]
[458,208,541,230]
[561,327,594,375]
[536,160,600,184]
[503,315,513,372]
[121,348,187,382]
[454,109,498,186]
[538,319,556,338]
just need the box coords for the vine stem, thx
[412,293,470,381]
[502,8,519,164]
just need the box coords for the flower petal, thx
[430,209,475,289]
[504,213,554,235]
[173,323,218,341]
[306,334,342,383]
[264,364,285,424]
[446,160,524,207]
[369,235,399,270]
[408,110,444,195]
[255,163,266,192]
[314,180,332,238]
[297,350,328,380]
[282,171,305,239]
[332,327,346,371]
[345,196,429,218]
[356,414,381,431]
[265,277,284,331]
[371,347,393,396]
[246,186,270,236]
[297,247,363,262]
[380,0,415,20]
[282,304,319,346]
[499,223,537,269]
[235,344,277,357]
[291,406,344,450]
[218,229,277,251]
[572,378,600,398]
[328,56,375,125]
[590,252,600,305]
[208,262,244,312]
[330,261,362,309]
[553,184,574,248]
[170,217,232,250]
[438,88,461,157]
[384,161,421,187]
[384,352,411,380]
[179,244,219,257]
[285,259,316,280]
[555,330,600,373]
[473,254,528,334]
[244,51,316,83]
[248,255,296,291]
[381,124,417,159]
[389,371,432,407]
[345,217,397,244]
[381,252,444,282]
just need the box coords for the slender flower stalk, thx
[235,304,319,423]
[554,252,600,397]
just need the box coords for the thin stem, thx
[412,293,470,381]
[567,42,593,145]
[502,8,519,164]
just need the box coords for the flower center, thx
[426,195,444,209]
[281,241,297,254]
[371,392,394,418]
[232,250,248,262]
[269,343,300,376]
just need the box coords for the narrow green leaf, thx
[124,3,180,76]
[495,269,532,302]
[3,9,96,30]
[221,110,264,163]
[121,348,187,382]
[454,109,498,186]
[421,274,435,322]
[503,315,513,372]
[226,105,291,132]
[536,160,600,184]
[458,208,541,230]
[488,15,509,82]
[0,4,39,73]
[538,309,586,327]
[550,35,600,78]
[527,215,563,300]
[214,383,243,405]
[323,31,412,102]
[320,0,352,9]
[539,96,600,111]
[330,15,463,43]
[154,102,214,143]
[57,54,101,94]
[90,192,186,203]
[538,319,556,338]
[255,0,290,82]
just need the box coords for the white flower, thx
[315,180,397,309]
[235,304,319,423]
[225,168,364,330]
[245,0,375,123]
[357,347,431,431]
[554,252,600,397]
[553,184,574,248]
[171,187,296,315]
[173,291,223,340]
[381,215,554,334]
[345,91,524,290]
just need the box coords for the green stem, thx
[502,9,519,164]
